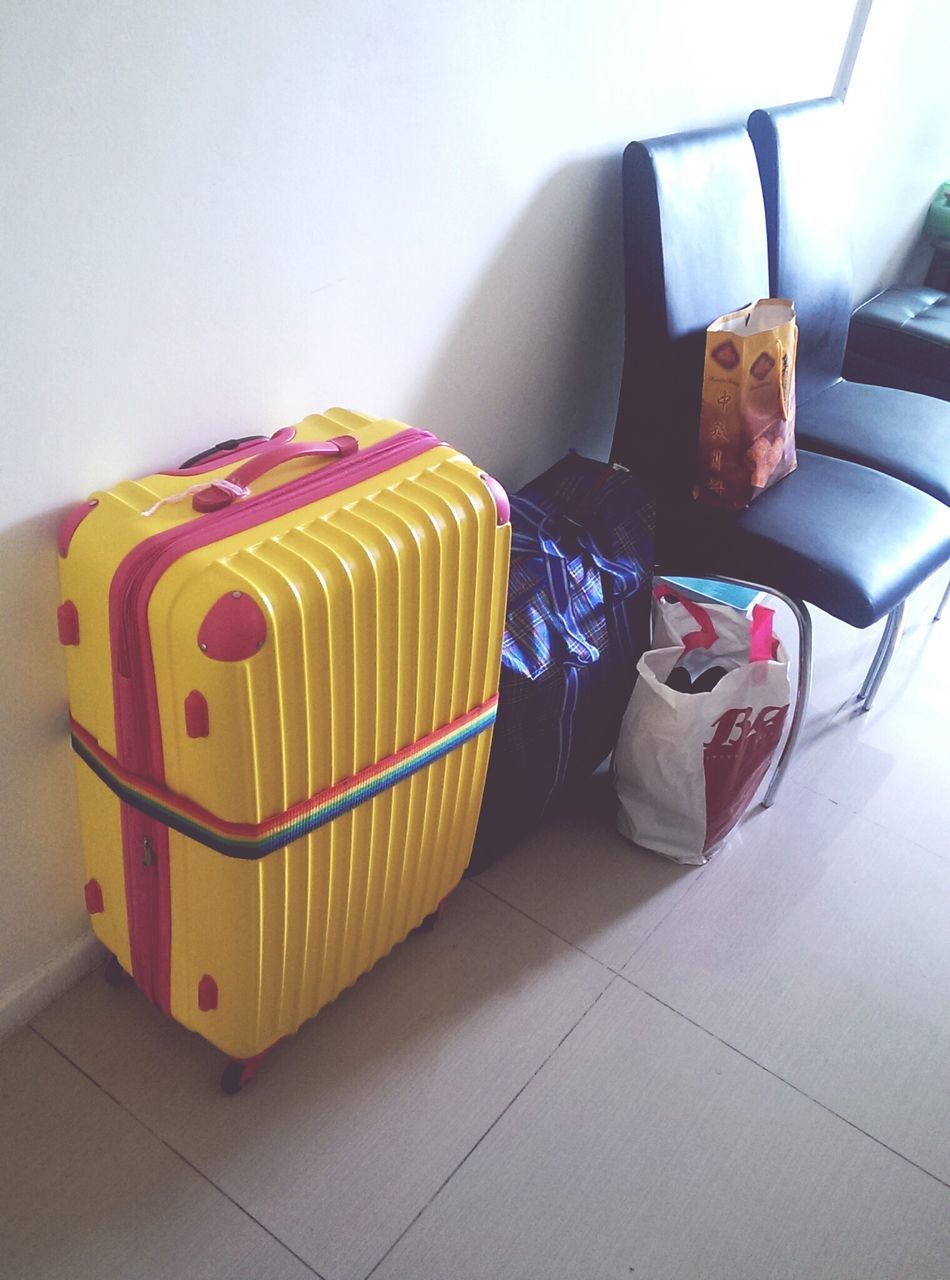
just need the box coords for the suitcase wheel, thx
[418,897,448,933]
[221,1062,249,1095]
[103,954,127,987]
[220,1050,269,1095]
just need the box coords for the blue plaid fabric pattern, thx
[503,514,603,677]
[469,452,654,873]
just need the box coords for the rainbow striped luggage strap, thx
[71,696,498,859]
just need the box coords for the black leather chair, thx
[611,123,950,802]
[747,98,950,508]
[846,286,950,405]
[845,291,950,622]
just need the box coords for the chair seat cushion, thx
[845,286,950,397]
[795,378,950,505]
[660,451,950,628]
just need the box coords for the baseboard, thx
[0,933,105,1042]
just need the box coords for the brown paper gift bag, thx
[695,298,798,510]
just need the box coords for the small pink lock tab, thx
[198,975,218,1011]
[184,690,210,738]
[57,601,80,646]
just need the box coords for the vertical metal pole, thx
[933,576,950,622]
[834,0,875,100]
[858,606,898,701]
[763,594,812,808]
[861,601,906,712]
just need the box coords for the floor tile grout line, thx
[903,831,950,863]
[26,1025,327,1280]
[791,781,950,863]
[475,845,722,979]
[614,973,950,1191]
[361,974,621,1280]
[470,878,619,973]
[25,793,947,1271]
[614,862,713,973]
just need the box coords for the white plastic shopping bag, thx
[614,586,790,864]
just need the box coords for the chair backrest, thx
[748,99,852,403]
[612,124,771,502]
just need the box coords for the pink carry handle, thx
[748,603,776,663]
[163,426,298,477]
[192,435,359,511]
[655,584,775,661]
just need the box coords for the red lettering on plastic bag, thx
[703,704,789,852]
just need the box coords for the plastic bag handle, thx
[192,435,359,511]
[748,603,775,663]
[653,585,717,652]
[655,586,776,661]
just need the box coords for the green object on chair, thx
[924,182,950,243]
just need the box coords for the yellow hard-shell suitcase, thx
[57,409,510,1090]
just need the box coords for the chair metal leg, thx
[662,574,811,809]
[934,576,950,623]
[762,592,811,808]
[857,606,899,701]
[858,602,905,712]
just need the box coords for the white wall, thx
[846,1,950,299]
[1,0,942,1028]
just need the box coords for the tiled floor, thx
[4,572,949,1280]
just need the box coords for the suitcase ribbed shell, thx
[59,410,509,1059]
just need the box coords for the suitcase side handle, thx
[192,436,359,511]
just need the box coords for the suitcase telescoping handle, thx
[192,435,359,511]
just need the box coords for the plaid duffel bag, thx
[468,452,654,874]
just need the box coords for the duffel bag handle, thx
[535,517,600,665]
[192,435,359,511]
[574,527,642,598]
[509,502,642,669]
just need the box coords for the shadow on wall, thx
[0,513,88,980]
[410,154,626,493]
